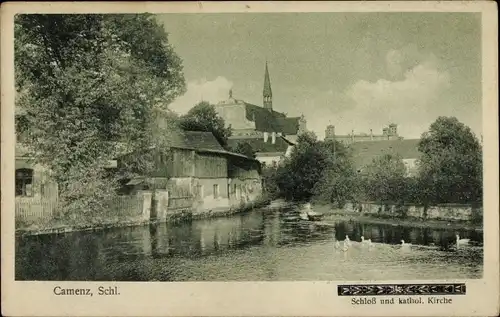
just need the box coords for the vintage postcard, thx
[1,1,499,316]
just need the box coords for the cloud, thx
[339,47,452,138]
[169,76,233,114]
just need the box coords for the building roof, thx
[227,135,292,154]
[169,131,225,152]
[349,139,421,168]
[243,102,300,135]
[166,131,259,162]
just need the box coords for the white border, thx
[1,2,498,316]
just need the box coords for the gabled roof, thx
[349,139,421,168]
[243,102,300,135]
[278,117,300,135]
[168,131,259,162]
[169,131,225,152]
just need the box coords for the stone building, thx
[324,123,403,145]
[215,62,306,166]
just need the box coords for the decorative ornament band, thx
[338,284,466,296]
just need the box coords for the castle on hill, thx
[214,62,307,166]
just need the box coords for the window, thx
[213,184,219,199]
[15,168,33,197]
[198,185,204,199]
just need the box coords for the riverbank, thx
[326,212,482,231]
[311,204,483,231]
[15,196,272,237]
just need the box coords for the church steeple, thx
[263,61,273,111]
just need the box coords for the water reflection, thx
[15,207,483,281]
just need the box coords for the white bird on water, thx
[341,240,349,252]
[345,235,352,246]
[361,236,374,248]
[401,240,412,249]
[456,234,470,249]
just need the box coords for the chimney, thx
[271,132,276,144]
[351,129,354,143]
[263,132,269,142]
[370,129,373,141]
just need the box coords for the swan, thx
[341,240,349,252]
[456,234,470,248]
[344,235,352,246]
[401,240,412,248]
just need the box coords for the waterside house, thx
[118,131,263,220]
[15,130,263,226]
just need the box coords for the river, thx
[15,206,483,281]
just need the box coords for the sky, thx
[157,13,482,140]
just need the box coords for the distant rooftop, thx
[349,139,421,168]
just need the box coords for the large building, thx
[215,62,307,166]
[349,139,421,177]
[324,123,403,145]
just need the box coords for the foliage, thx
[232,141,256,158]
[313,140,360,207]
[261,165,280,198]
[360,154,410,204]
[274,132,333,202]
[178,101,232,148]
[268,117,481,209]
[15,14,186,216]
[417,116,482,204]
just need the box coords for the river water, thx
[16,206,483,281]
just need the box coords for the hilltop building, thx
[215,62,306,166]
[325,123,403,145]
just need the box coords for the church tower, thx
[263,62,273,111]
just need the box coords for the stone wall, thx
[344,202,482,222]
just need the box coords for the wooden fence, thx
[15,197,58,223]
[109,195,143,217]
[16,194,144,224]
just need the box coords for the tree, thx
[313,140,360,207]
[178,101,232,148]
[417,116,482,204]
[261,165,280,198]
[274,132,328,202]
[361,154,409,204]
[15,14,186,218]
[232,141,256,158]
